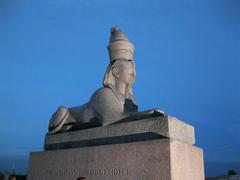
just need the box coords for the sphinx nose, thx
[130,73,135,82]
[131,71,136,78]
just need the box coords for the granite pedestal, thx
[27,116,205,180]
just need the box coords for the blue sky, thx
[0,0,239,176]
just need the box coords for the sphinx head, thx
[104,59,136,88]
[103,27,136,97]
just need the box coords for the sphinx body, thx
[48,27,163,135]
[49,83,138,134]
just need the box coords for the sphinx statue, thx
[48,27,164,135]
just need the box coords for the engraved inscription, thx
[69,156,94,164]
[46,168,130,177]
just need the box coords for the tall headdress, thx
[108,27,135,62]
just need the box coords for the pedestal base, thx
[28,139,204,180]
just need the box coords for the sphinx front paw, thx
[153,109,165,116]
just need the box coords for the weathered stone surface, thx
[28,139,204,180]
[170,139,205,180]
[44,116,195,150]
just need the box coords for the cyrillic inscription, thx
[46,168,130,177]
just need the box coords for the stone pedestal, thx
[27,116,205,180]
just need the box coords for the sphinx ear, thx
[112,66,119,78]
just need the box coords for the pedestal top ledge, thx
[44,116,195,150]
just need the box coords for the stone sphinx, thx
[48,27,164,135]
[29,27,204,180]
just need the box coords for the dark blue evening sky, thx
[0,0,239,176]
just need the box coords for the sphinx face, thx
[114,60,136,86]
